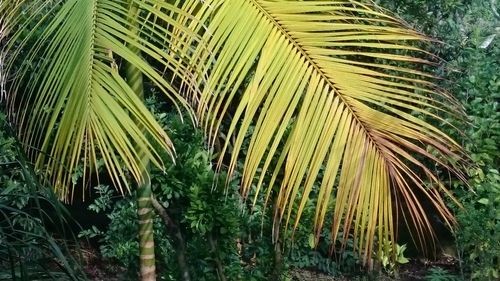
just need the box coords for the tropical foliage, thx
[1,0,473,277]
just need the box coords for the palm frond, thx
[1,0,205,200]
[182,0,467,262]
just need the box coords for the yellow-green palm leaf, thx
[0,0,205,199]
[180,0,467,262]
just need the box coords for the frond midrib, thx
[88,0,98,101]
[249,0,391,161]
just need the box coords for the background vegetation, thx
[375,0,499,279]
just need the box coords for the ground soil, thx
[80,244,461,280]
[287,255,460,280]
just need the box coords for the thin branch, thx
[150,195,191,281]
[208,234,227,281]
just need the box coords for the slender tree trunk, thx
[136,176,156,281]
[125,2,156,281]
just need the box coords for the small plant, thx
[425,267,460,281]
[379,241,410,275]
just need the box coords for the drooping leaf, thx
[180,0,467,262]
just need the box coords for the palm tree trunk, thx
[125,2,156,281]
[136,176,156,281]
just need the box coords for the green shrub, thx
[0,114,84,280]
[455,169,500,280]
[449,14,499,281]
[79,185,175,280]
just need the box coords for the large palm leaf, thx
[178,0,467,262]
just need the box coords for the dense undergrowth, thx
[0,114,84,280]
